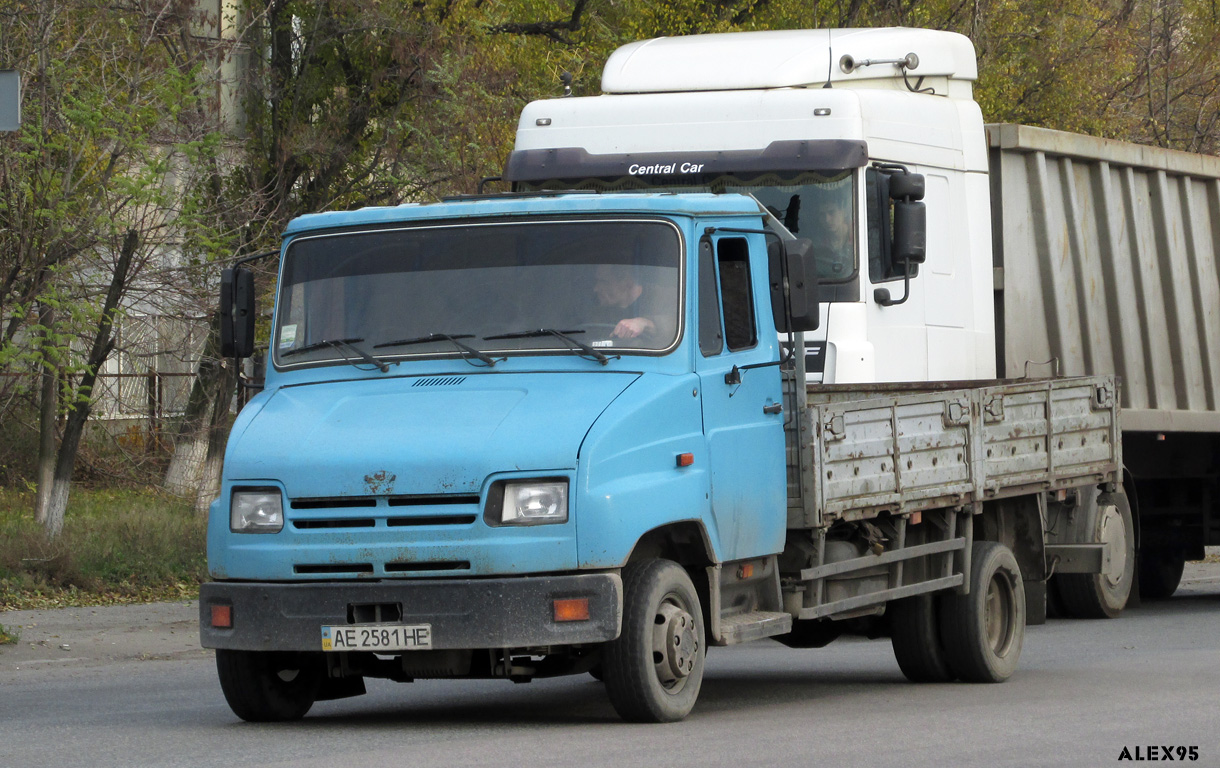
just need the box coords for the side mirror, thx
[769,238,820,332]
[220,267,255,359]
[892,200,926,264]
[872,166,927,307]
[888,172,925,202]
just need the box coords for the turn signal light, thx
[676,453,695,467]
[553,598,590,622]
[211,604,233,629]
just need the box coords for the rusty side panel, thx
[792,375,1120,528]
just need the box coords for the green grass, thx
[0,622,18,644]
[0,487,207,610]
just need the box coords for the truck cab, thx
[507,28,996,384]
[201,192,814,722]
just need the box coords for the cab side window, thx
[717,238,757,352]
[698,240,724,357]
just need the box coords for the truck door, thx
[695,234,787,561]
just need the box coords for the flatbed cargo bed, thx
[788,376,1121,529]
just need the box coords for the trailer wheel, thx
[603,559,705,723]
[939,541,1025,683]
[1057,491,1135,618]
[889,595,956,683]
[1138,548,1185,600]
[215,649,322,722]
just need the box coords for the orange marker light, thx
[553,598,590,622]
[211,604,233,629]
[676,453,695,467]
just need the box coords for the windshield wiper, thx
[374,333,500,368]
[483,328,617,366]
[281,337,390,373]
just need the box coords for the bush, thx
[0,487,207,609]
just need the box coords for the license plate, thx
[321,624,432,652]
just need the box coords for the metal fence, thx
[92,314,209,420]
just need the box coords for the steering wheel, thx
[582,323,619,339]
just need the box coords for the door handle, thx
[763,403,783,415]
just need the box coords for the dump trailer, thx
[201,191,1122,723]
[505,26,1220,612]
[988,125,1220,599]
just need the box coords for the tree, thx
[0,0,227,535]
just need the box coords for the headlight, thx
[500,481,568,525]
[230,488,284,533]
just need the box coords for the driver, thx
[591,264,662,340]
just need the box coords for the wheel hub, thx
[653,600,698,688]
[984,573,1014,655]
[1097,503,1128,587]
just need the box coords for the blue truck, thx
[201,190,1123,723]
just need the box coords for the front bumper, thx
[199,572,622,652]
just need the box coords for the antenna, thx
[822,29,833,89]
[560,71,573,97]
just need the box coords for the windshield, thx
[274,219,682,369]
[521,171,856,284]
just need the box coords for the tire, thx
[603,559,706,723]
[1138,549,1185,600]
[215,649,323,722]
[939,541,1026,683]
[889,594,956,683]
[1057,490,1135,619]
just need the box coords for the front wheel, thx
[939,541,1026,683]
[215,649,323,722]
[603,559,706,723]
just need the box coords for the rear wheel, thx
[1057,491,1135,618]
[215,649,323,722]
[889,595,955,683]
[603,559,706,723]
[1138,548,1186,600]
[939,541,1026,683]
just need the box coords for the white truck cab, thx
[507,28,996,383]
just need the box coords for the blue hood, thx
[225,372,639,498]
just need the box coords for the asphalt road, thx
[2,561,1218,768]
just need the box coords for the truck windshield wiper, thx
[281,337,390,373]
[374,333,500,368]
[483,328,617,366]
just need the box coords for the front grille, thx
[286,493,481,532]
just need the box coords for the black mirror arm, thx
[873,258,913,307]
[231,248,279,268]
